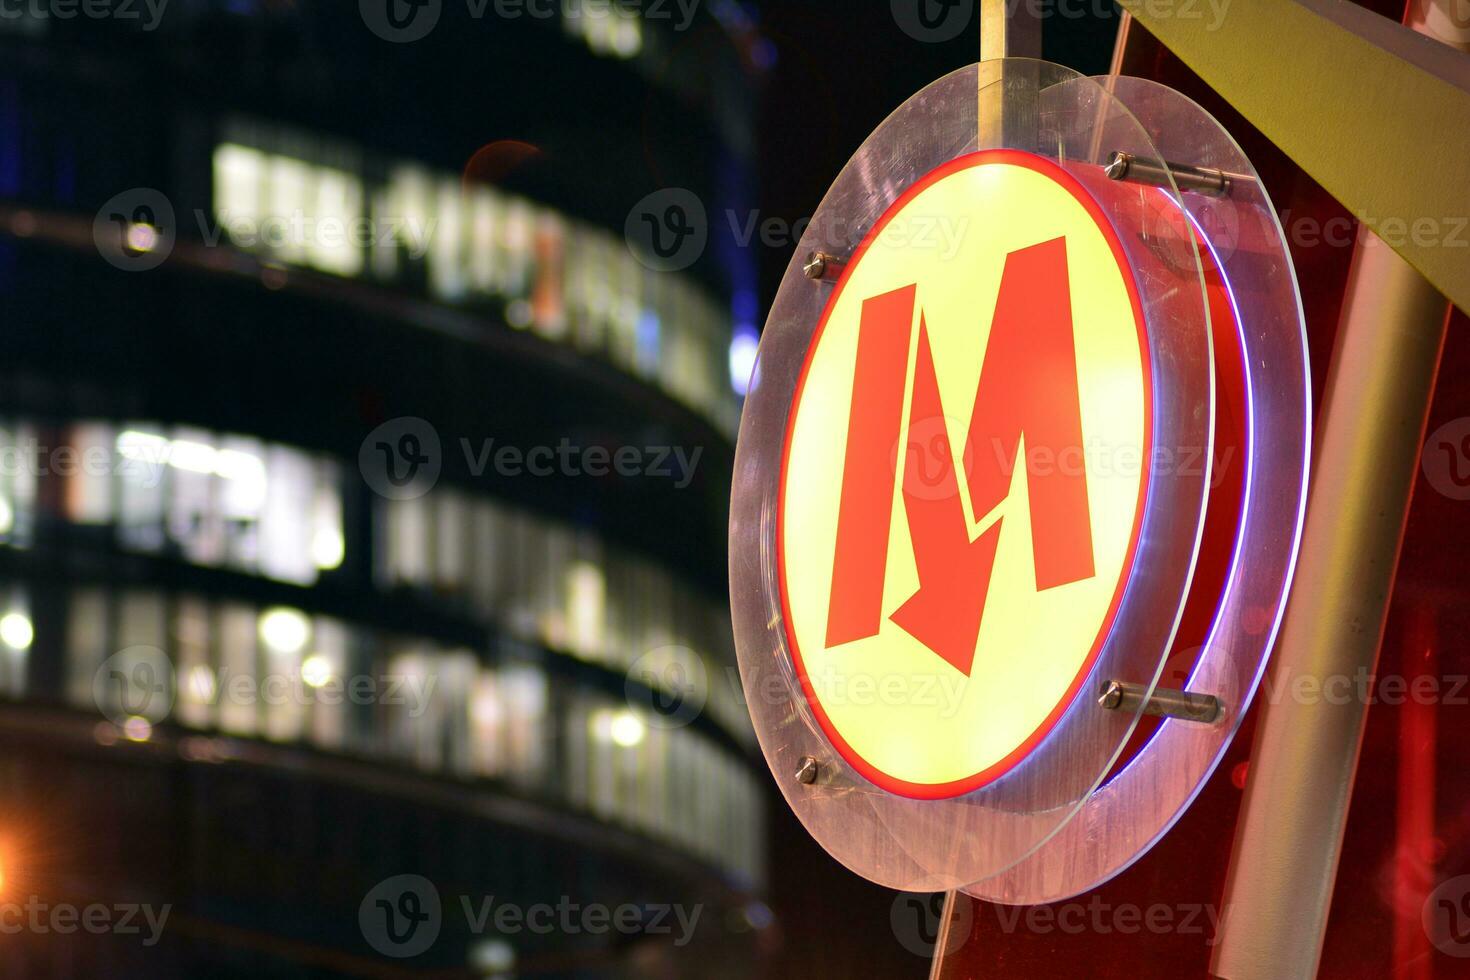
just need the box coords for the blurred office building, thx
[0,2,770,976]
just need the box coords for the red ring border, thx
[774,148,1156,800]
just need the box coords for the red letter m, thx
[823,237,1095,676]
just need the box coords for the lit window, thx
[386,649,441,771]
[259,447,315,585]
[117,427,171,553]
[531,214,567,340]
[468,189,499,294]
[566,560,606,660]
[470,670,505,778]
[0,598,30,696]
[214,143,264,242]
[167,427,225,567]
[384,495,432,588]
[0,425,37,550]
[115,592,169,722]
[434,490,469,592]
[64,589,108,710]
[311,478,345,571]
[218,604,257,735]
[501,665,548,787]
[306,617,349,750]
[175,597,215,729]
[260,606,311,742]
[65,423,115,526]
[313,167,366,277]
[387,165,435,282]
[414,177,462,301]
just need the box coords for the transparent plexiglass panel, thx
[730,61,1216,895]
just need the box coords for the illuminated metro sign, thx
[730,62,1311,904]
[779,152,1150,798]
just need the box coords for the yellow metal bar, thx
[1117,0,1470,315]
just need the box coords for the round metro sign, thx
[778,150,1153,797]
[730,61,1311,904]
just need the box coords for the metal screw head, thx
[803,250,846,283]
[795,756,820,785]
[1098,680,1125,710]
[1103,151,1132,181]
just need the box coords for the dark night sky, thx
[754,1,1120,306]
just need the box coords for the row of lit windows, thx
[40,585,763,887]
[0,419,751,745]
[379,488,752,745]
[563,0,644,59]
[565,690,763,878]
[0,421,344,587]
[212,124,739,434]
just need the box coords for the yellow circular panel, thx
[778,150,1152,798]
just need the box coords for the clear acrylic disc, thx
[730,61,1218,893]
[962,76,1310,904]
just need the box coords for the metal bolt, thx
[1104,150,1241,198]
[1103,151,1133,182]
[795,756,820,785]
[803,251,845,282]
[1098,679,1223,724]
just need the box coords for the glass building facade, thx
[0,2,768,976]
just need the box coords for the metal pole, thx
[1211,10,1463,972]
[979,0,1039,62]
[978,0,1040,149]
[932,6,1042,972]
